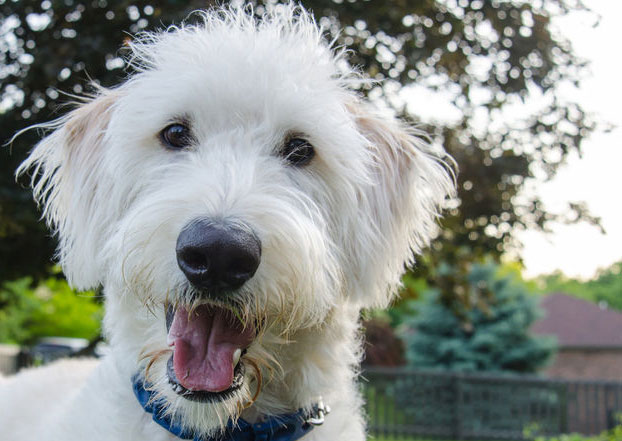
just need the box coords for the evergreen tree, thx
[403,263,556,373]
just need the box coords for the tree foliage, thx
[0,0,596,301]
[0,275,102,345]
[534,260,622,311]
[402,263,556,373]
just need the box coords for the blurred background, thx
[0,1,620,440]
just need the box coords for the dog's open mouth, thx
[165,303,255,402]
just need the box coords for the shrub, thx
[0,276,102,345]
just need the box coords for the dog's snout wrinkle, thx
[176,218,261,293]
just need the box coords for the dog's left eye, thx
[282,137,315,166]
[160,123,193,150]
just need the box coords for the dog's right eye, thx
[160,123,193,150]
[282,136,315,166]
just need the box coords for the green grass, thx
[368,438,461,441]
[367,438,411,441]
[367,438,418,441]
[368,438,493,441]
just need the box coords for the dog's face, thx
[18,5,453,437]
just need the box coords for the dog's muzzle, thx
[168,218,260,400]
[176,218,261,294]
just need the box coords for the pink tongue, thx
[168,305,255,392]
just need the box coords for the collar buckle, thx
[305,397,331,426]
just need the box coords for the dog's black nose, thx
[176,219,261,292]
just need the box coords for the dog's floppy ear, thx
[17,89,120,290]
[346,99,456,309]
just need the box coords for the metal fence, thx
[362,367,622,440]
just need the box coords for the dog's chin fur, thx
[1,3,455,441]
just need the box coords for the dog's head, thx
[17,4,454,436]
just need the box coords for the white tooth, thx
[233,348,242,367]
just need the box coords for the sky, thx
[518,1,622,279]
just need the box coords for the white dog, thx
[0,4,454,441]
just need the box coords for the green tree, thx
[534,260,622,310]
[402,263,556,373]
[0,1,597,305]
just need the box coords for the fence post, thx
[559,381,569,434]
[455,373,464,440]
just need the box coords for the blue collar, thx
[132,375,324,441]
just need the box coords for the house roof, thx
[532,293,622,348]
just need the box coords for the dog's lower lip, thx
[166,354,245,402]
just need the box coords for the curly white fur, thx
[0,4,455,440]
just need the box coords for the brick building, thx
[532,293,622,381]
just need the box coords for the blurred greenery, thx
[402,262,556,373]
[0,0,600,315]
[533,260,622,310]
[383,258,621,333]
[0,272,101,345]
[531,424,622,441]
[368,433,622,441]
[367,437,476,441]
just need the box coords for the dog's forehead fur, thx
[115,11,352,148]
[4,4,456,441]
[106,9,368,204]
[129,7,337,82]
